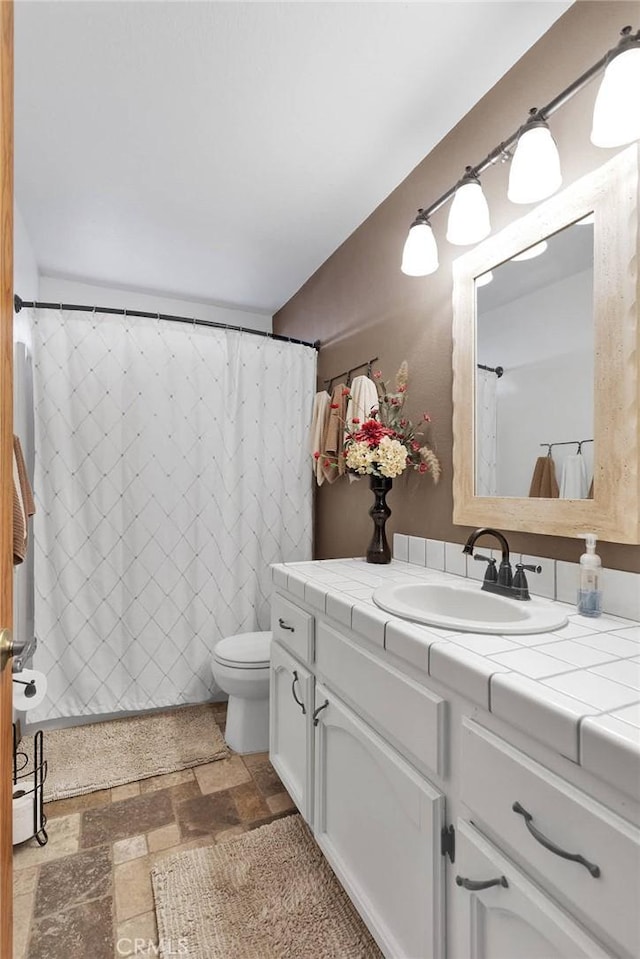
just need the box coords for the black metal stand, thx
[13,724,48,846]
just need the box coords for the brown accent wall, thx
[274,1,640,573]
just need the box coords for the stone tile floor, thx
[13,703,295,959]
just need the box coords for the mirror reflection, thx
[475,217,594,499]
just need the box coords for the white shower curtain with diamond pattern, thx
[30,309,315,722]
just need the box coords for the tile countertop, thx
[271,558,640,800]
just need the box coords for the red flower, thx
[330,403,339,409]
[423,412,431,422]
[313,451,320,460]
[400,419,407,427]
[354,419,395,447]
[411,441,420,451]
[419,462,429,473]
[398,385,407,393]
[391,398,399,406]
[373,370,382,379]
[341,388,350,396]
[351,417,360,424]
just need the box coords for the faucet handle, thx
[474,554,498,584]
[517,563,542,574]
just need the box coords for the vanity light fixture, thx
[511,240,548,262]
[446,167,492,246]
[591,26,640,147]
[401,210,439,276]
[508,111,562,204]
[402,25,640,277]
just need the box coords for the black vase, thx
[366,475,392,564]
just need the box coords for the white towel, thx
[560,453,588,499]
[309,391,331,486]
[344,375,379,442]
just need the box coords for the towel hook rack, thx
[324,356,378,390]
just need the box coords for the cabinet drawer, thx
[316,620,445,778]
[272,594,314,665]
[461,719,640,959]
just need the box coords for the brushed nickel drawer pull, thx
[456,875,508,891]
[278,618,295,632]
[291,671,306,715]
[313,700,329,726]
[512,801,601,878]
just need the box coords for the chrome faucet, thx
[462,528,541,601]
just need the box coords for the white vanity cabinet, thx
[269,583,640,959]
[453,821,612,959]
[313,683,445,959]
[269,639,314,823]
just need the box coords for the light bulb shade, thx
[591,46,640,147]
[511,240,548,262]
[446,178,491,245]
[401,221,439,276]
[508,124,562,204]
[475,270,493,288]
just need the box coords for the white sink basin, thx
[372,581,568,635]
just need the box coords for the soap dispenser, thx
[577,533,602,618]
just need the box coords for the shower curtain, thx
[30,309,315,721]
[476,368,498,496]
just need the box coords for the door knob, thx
[0,629,26,671]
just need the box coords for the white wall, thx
[38,276,273,334]
[478,267,594,498]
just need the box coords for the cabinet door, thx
[269,640,313,823]
[314,683,445,959]
[454,821,611,959]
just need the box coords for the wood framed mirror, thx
[452,145,640,544]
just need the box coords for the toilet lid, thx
[213,631,272,668]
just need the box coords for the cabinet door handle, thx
[291,671,306,715]
[278,618,295,632]
[512,801,601,878]
[456,875,508,891]
[313,699,329,726]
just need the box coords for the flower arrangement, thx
[342,362,441,481]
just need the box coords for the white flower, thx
[375,436,407,478]
[345,441,376,474]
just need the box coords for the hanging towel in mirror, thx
[560,453,588,499]
[13,435,36,565]
[528,455,559,498]
[322,383,348,482]
[309,391,331,486]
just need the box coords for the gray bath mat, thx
[151,814,382,959]
[25,703,230,801]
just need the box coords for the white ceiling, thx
[15,1,571,315]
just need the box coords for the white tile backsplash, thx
[444,542,467,577]
[556,561,579,605]
[407,536,426,567]
[426,539,445,571]
[393,533,408,563]
[392,533,640,622]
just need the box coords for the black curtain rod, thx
[13,295,321,352]
[477,362,504,378]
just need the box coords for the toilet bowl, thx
[212,631,272,754]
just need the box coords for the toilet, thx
[211,631,272,754]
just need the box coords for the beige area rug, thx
[152,814,383,959]
[27,704,230,802]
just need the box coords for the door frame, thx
[0,2,14,955]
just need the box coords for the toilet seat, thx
[213,631,272,669]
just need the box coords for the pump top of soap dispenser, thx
[580,533,601,568]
